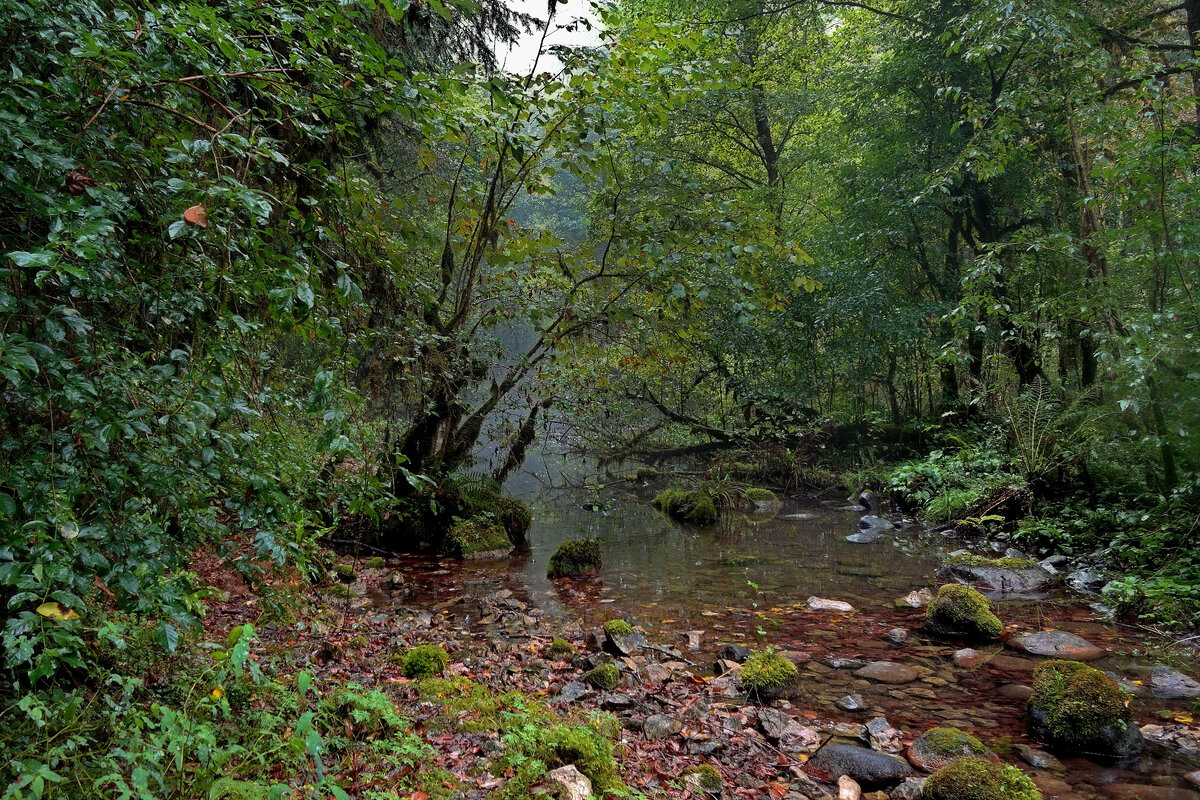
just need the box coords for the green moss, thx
[945,554,1039,571]
[402,644,449,679]
[527,721,624,795]
[325,582,354,599]
[493,497,532,545]
[652,487,690,513]
[547,538,602,578]
[740,648,798,701]
[365,556,385,569]
[922,727,988,757]
[445,518,511,559]
[690,492,718,525]
[1029,660,1131,750]
[334,563,357,582]
[925,584,1003,638]
[652,486,719,525]
[547,638,576,658]
[582,663,620,690]
[681,764,722,793]
[922,758,1041,800]
[603,619,635,637]
[635,467,660,482]
[743,487,777,502]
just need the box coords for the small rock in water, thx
[846,532,886,544]
[546,765,592,800]
[804,744,915,789]
[838,775,862,800]
[827,657,868,669]
[865,717,903,753]
[809,596,856,612]
[895,588,934,608]
[1066,569,1106,592]
[716,643,752,663]
[1014,743,1064,771]
[952,648,983,668]
[642,714,683,740]
[1148,666,1200,699]
[997,683,1035,701]
[884,628,908,644]
[1008,630,1104,661]
[783,512,816,520]
[836,694,868,712]
[855,661,920,685]
[1004,547,1030,560]
[889,777,926,800]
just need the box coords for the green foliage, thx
[925,584,1003,639]
[922,758,1042,800]
[887,447,1020,522]
[681,764,722,794]
[401,645,449,680]
[739,648,798,701]
[547,539,602,579]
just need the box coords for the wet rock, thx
[1065,569,1105,592]
[1004,547,1030,561]
[828,657,868,669]
[714,657,742,676]
[804,744,915,790]
[760,707,793,739]
[600,693,635,711]
[906,727,993,773]
[1148,666,1200,699]
[953,648,984,667]
[602,622,645,657]
[641,662,670,684]
[832,722,868,740]
[1009,630,1104,661]
[1014,743,1063,771]
[1186,771,1200,788]
[990,655,1036,673]
[924,584,1002,639]
[859,491,881,513]
[1108,786,1200,800]
[937,555,1055,594]
[688,738,723,756]
[859,515,894,531]
[808,597,856,612]
[866,717,903,753]
[884,628,908,644]
[547,764,592,800]
[643,714,683,740]
[838,775,862,800]
[1142,724,1200,760]
[742,649,801,702]
[558,681,592,702]
[888,777,926,800]
[1030,773,1073,797]
[846,532,886,544]
[717,643,752,663]
[783,512,817,520]
[895,588,935,609]
[837,694,868,712]
[998,683,1034,701]
[855,661,920,685]
[1029,659,1143,761]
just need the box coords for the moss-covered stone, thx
[922,758,1041,800]
[743,487,777,502]
[602,619,635,637]
[908,727,991,772]
[334,563,357,583]
[548,638,576,658]
[460,491,533,547]
[583,663,620,690]
[945,554,1039,571]
[325,582,354,599]
[365,556,385,569]
[402,644,449,679]
[925,584,1003,639]
[681,764,722,794]
[635,467,660,482]
[740,648,799,702]
[547,538,602,578]
[1028,659,1143,760]
[444,518,511,559]
[652,486,719,525]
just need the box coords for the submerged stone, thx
[809,596,856,612]
[1148,666,1200,699]
[1009,630,1104,661]
[547,538,602,578]
[855,661,920,685]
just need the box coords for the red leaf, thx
[767,782,789,799]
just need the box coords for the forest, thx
[1,0,1199,797]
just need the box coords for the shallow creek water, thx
[370,470,1200,797]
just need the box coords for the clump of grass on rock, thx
[739,648,798,702]
[582,663,620,690]
[402,644,449,679]
[652,486,719,525]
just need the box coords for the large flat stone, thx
[1008,630,1105,661]
[1149,666,1200,699]
[803,744,915,789]
[854,661,920,684]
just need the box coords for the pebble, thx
[837,694,868,712]
[1014,743,1064,771]
[998,683,1035,700]
[809,596,856,612]
[642,714,683,740]
[953,648,983,667]
[895,589,935,608]
[838,775,861,800]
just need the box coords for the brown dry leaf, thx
[183,204,208,227]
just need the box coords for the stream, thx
[362,457,1200,798]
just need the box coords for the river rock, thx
[1013,743,1063,771]
[837,775,861,800]
[1108,786,1200,800]
[716,643,752,663]
[603,629,645,657]
[601,693,635,711]
[558,681,592,702]
[889,777,926,800]
[906,727,993,772]
[866,717,903,753]
[804,744,915,789]
[884,628,908,644]
[855,661,920,685]
[641,662,670,684]
[547,764,592,800]
[846,532,886,543]
[896,588,935,609]
[924,584,1002,639]
[1148,666,1200,699]
[837,694,868,712]
[937,557,1055,594]
[643,714,682,740]
[758,707,793,739]
[1066,569,1106,591]
[828,657,868,669]
[998,683,1035,700]
[809,596,856,612]
[859,515,894,531]
[1009,630,1105,661]
[953,648,983,667]
[1029,659,1143,761]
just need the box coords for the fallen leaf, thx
[183,204,208,227]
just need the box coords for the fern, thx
[1003,377,1105,481]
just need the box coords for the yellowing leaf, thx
[36,601,80,621]
[183,204,207,227]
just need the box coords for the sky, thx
[495,0,605,76]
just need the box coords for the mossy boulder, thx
[602,619,645,656]
[938,554,1054,594]
[548,638,576,658]
[907,727,993,773]
[334,563,357,583]
[740,649,799,702]
[744,487,777,502]
[635,467,660,482]
[460,491,533,547]
[365,556,386,569]
[922,758,1041,800]
[583,663,620,690]
[652,487,719,525]
[1027,659,1143,760]
[402,644,449,679]
[925,584,1003,639]
[547,538,602,578]
[325,582,354,599]
[444,518,511,559]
